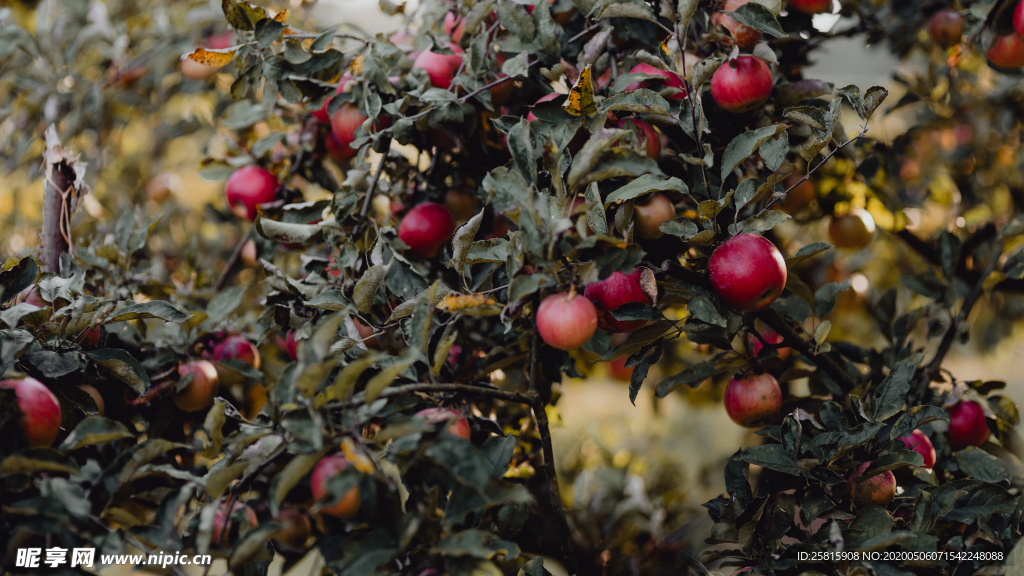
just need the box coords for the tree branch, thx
[530,394,578,576]
[896,226,1024,293]
[756,308,859,391]
[215,226,252,291]
[351,143,391,240]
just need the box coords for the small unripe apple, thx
[828,208,875,249]
[536,293,598,350]
[709,234,787,313]
[724,373,781,428]
[273,508,312,548]
[634,193,676,239]
[987,33,1024,68]
[78,384,105,416]
[584,269,652,333]
[413,43,465,89]
[284,330,299,361]
[788,0,832,14]
[527,92,562,122]
[311,454,362,518]
[948,400,989,450]
[173,360,220,412]
[751,327,789,360]
[712,0,763,51]
[212,503,258,545]
[710,55,773,113]
[928,9,965,48]
[443,187,481,223]
[0,377,62,447]
[618,118,660,160]
[898,429,936,468]
[225,165,279,220]
[1016,2,1024,37]
[622,63,688,100]
[416,407,471,440]
[845,461,896,508]
[778,174,815,214]
[398,202,456,258]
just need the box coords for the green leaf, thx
[721,125,788,181]
[0,303,43,329]
[0,257,38,304]
[585,183,608,237]
[741,444,800,475]
[687,295,726,327]
[604,174,689,206]
[863,86,888,120]
[502,51,531,78]
[517,556,554,576]
[107,301,189,323]
[86,349,151,394]
[432,529,521,560]
[953,446,1010,483]
[598,89,671,116]
[364,354,415,403]
[0,448,80,476]
[353,262,391,314]
[255,216,325,245]
[870,361,915,422]
[814,279,851,318]
[864,449,924,477]
[306,289,355,311]
[59,417,133,450]
[890,406,950,441]
[660,218,699,239]
[731,210,790,235]
[204,285,248,325]
[599,2,655,20]
[608,302,664,322]
[729,3,786,37]
[25,347,78,378]
[221,0,267,31]
[655,360,720,397]
[760,132,789,173]
[786,242,832,268]
[496,2,536,42]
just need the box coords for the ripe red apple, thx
[709,234,787,312]
[948,400,989,450]
[928,8,965,47]
[608,356,634,381]
[845,461,896,508]
[536,293,598,351]
[81,326,102,349]
[712,0,763,51]
[389,30,417,52]
[1016,2,1024,37]
[16,286,47,308]
[311,454,362,518]
[751,327,789,360]
[416,407,471,440]
[413,43,465,89]
[710,55,773,113]
[724,373,781,428]
[212,335,260,369]
[173,360,220,412]
[224,165,279,220]
[273,508,312,548]
[828,208,875,249]
[240,238,258,268]
[212,503,258,545]
[584,269,652,333]
[444,12,466,43]
[527,92,562,122]
[78,384,105,416]
[329,103,369,163]
[313,83,346,123]
[284,330,299,361]
[353,317,381,350]
[618,118,660,160]
[634,193,676,239]
[398,202,456,258]
[443,187,481,223]
[987,33,1024,68]
[898,429,936,468]
[0,377,61,447]
[490,73,514,106]
[778,173,815,214]
[622,63,688,100]
[788,0,832,14]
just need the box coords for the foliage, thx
[4,0,1024,575]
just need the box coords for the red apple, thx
[212,335,261,368]
[709,234,787,312]
[751,327,789,360]
[273,508,312,548]
[352,317,381,350]
[284,330,299,361]
[16,286,47,308]
[608,356,634,381]
[81,326,102,349]
[828,208,875,249]
[416,407,471,440]
[173,360,220,412]
[389,30,417,52]
[313,83,346,123]
[240,238,258,268]
[710,55,773,113]
[712,0,763,51]
[618,118,660,160]
[987,33,1024,68]
[622,63,688,100]
[212,503,258,545]
[928,8,965,48]
[1016,2,1024,37]
[444,12,466,43]
[311,454,362,518]
[527,92,562,122]
[490,73,514,106]
[536,293,598,350]
[224,165,279,220]
[329,103,367,163]
[845,461,896,508]
[584,269,652,333]
[443,187,481,223]
[898,429,936,468]
[948,400,989,450]
[724,373,781,428]
[0,377,61,447]
[634,193,676,239]
[413,43,465,89]
[78,384,105,416]
[398,202,456,258]
[778,173,815,214]
[788,0,832,14]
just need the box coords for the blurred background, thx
[3,1,1024,574]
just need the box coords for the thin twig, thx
[567,23,602,44]
[326,383,533,410]
[351,144,392,239]
[215,226,252,291]
[89,516,190,576]
[756,308,858,390]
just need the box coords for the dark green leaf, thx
[86,349,151,394]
